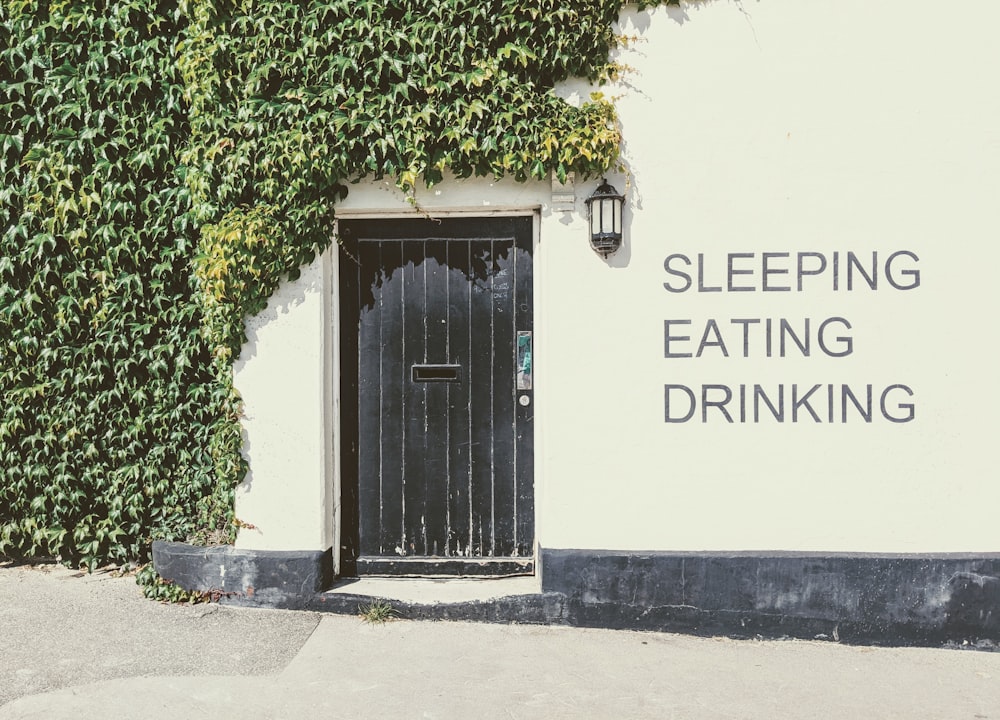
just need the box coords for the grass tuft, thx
[358,598,399,624]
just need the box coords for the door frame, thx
[332,207,541,578]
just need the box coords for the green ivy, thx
[1,0,238,570]
[183,0,629,362]
[1,0,665,570]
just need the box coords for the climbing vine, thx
[1,0,664,570]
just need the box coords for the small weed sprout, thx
[359,599,398,624]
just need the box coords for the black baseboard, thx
[151,541,333,604]
[541,548,1000,646]
[149,542,1000,647]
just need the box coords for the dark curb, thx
[222,588,569,626]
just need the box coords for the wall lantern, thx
[585,179,625,258]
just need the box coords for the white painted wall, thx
[540,0,1000,552]
[232,252,334,552]
[234,0,1000,557]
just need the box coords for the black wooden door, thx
[339,217,534,576]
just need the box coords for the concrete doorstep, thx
[3,563,1000,720]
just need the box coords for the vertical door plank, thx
[356,241,384,554]
[468,239,496,555]
[446,241,472,556]
[376,241,405,556]
[490,238,517,556]
[513,226,535,558]
[422,240,450,556]
[401,240,427,556]
[338,237,362,570]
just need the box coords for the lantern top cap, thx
[587,178,624,203]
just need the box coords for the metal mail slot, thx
[411,364,463,383]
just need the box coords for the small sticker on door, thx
[517,331,532,390]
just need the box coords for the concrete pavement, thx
[2,561,1000,719]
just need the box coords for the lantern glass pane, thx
[601,198,615,234]
[612,197,621,234]
[590,202,600,235]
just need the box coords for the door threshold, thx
[355,556,534,577]
[326,574,541,606]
